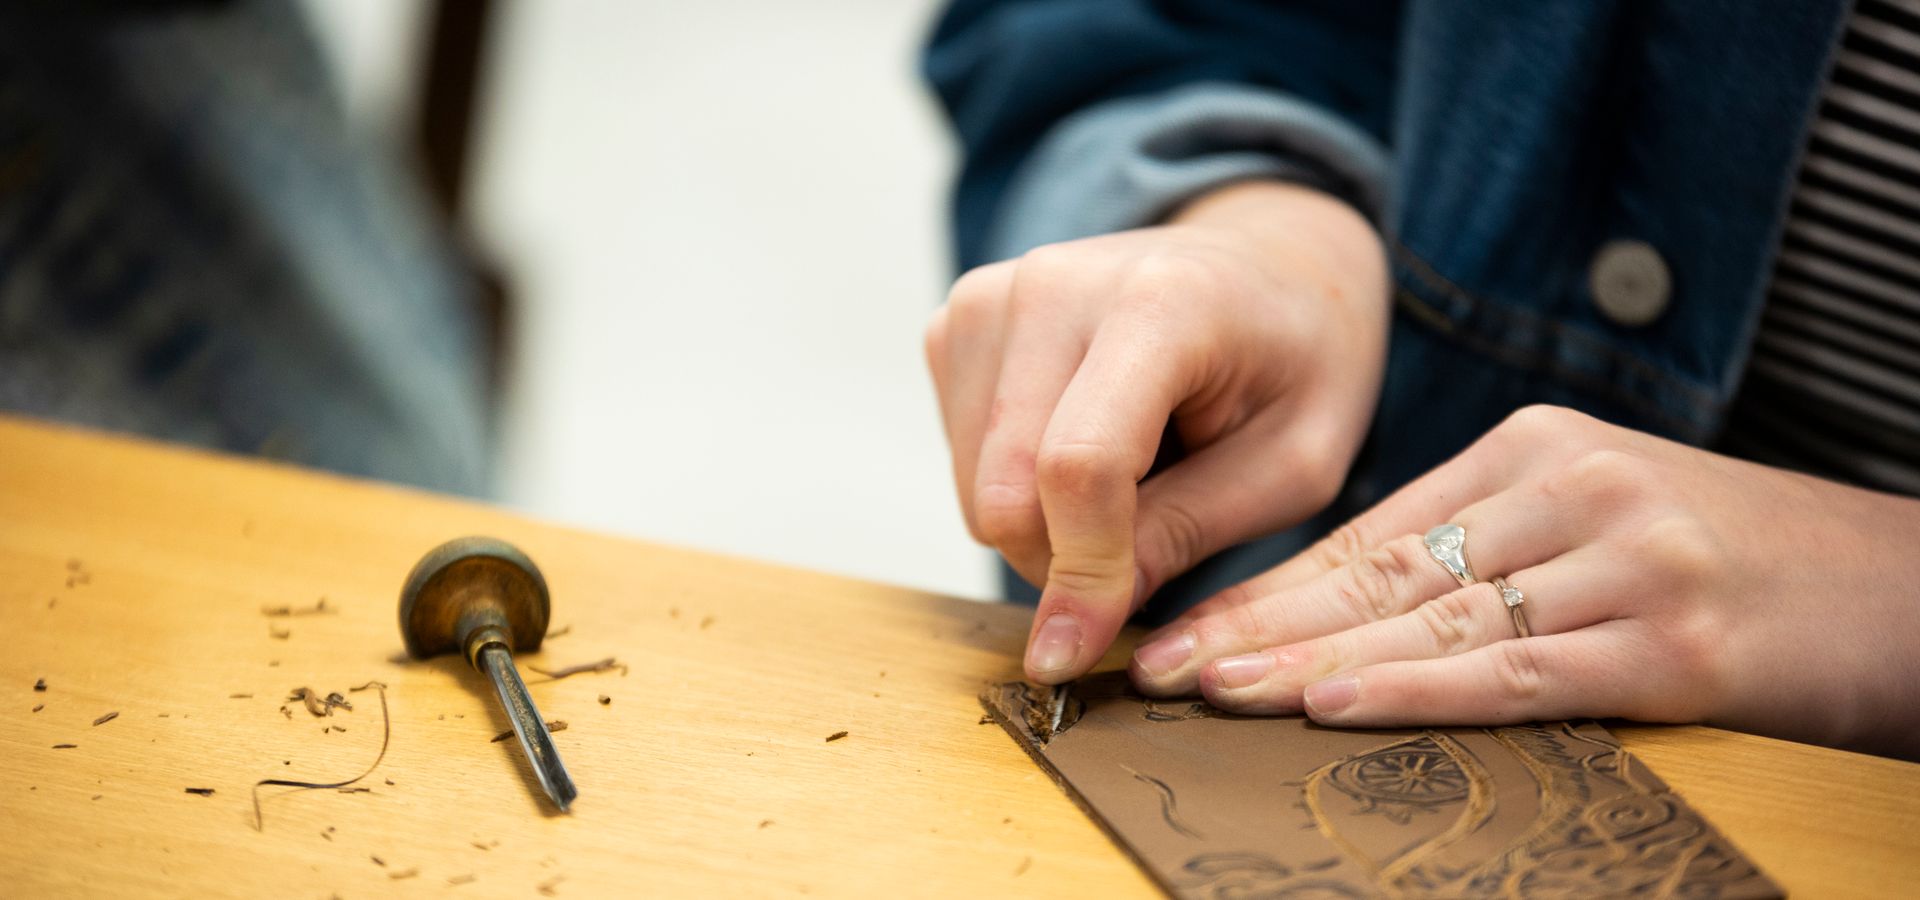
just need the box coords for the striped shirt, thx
[1719,0,1920,495]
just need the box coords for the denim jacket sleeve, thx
[979,82,1392,263]
[922,0,1402,269]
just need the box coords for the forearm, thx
[1727,477,1920,757]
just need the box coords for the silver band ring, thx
[1423,523,1475,587]
[1492,576,1532,638]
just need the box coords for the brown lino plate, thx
[981,671,1780,899]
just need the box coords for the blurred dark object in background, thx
[416,0,512,405]
[0,0,500,495]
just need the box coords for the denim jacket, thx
[0,1,488,495]
[924,1,1850,612]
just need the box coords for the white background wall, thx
[302,0,996,601]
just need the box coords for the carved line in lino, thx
[1559,721,1645,793]
[1143,700,1217,723]
[1459,726,1763,898]
[1301,731,1495,885]
[1121,764,1205,841]
[1375,732,1498,884]
[1305,726,1598,896]
[1177,853,1368,900]
[1193,722,1766,898]
[1441,725,1597,897]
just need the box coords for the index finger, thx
[1024,314,1189,683]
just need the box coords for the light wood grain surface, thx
[2,415,1916,898]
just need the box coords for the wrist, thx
[1175,179,1380,258]
[1169,181,1388,312]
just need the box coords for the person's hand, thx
[1128,405,1920,758]
[924,181,1390,685]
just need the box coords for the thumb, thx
[1133,415,1348,601]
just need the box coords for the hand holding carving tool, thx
[400,536,579,811]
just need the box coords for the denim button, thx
[1588,239,1671,327]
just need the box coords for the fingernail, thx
[1026,614,1082,677]
[1304,674,1358,716]
[1211,653,1274,690]
[1132,631,1194,678]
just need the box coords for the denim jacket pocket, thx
[1386,239,1724,444]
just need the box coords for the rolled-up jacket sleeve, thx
[923,0,1401,268]
[982,82,1391,261]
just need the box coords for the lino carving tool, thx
[400,536,579,811]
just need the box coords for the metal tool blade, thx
[479,644,579,811]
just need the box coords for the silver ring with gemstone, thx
[1423,523,1475,587]
[1492,576,1532,638]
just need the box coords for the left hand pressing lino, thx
[1128,405,1920,758]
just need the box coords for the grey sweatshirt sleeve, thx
[980,81,1392,263]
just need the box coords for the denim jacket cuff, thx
[981,81,1391,262]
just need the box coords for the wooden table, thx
[2,415,1916,898]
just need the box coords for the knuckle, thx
[1017,241,1080,274]
[1189,614,1236,651]
[1005,273,1055,318]
[1495,404,1592,448]
[1145,501,1209,581]
[1658,611,1728,713]
[954,483,983,544]
[947,262,1008,311]
[922,305,950,366]
[943,292,996,336]
[1287,427,1349,512]
[1307,521,1373,573]
[972,482,1038,546]
[1416,590,1481,656]
[1501,403,1582,434]
[1011,244,1088,303]
[1491,640,1548,702]
[1635,515,1725,590]
[1189,582,1255,623]
[1126,250,1226,301]
[1380,533,1433,583]
[1035,440,1126,499]
[1045,556,1131,596]
[1209,600,1270,647]
[1541,448,1650,509]
[956,483,989,546]
[1333,541,1416,622]
[960,509,986,545]
[1329,563,1386,622]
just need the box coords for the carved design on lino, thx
[1557,720,1646,792]
[1275,780,1320,831]
[1143,700,1217,723]
[1177,853,1367,900]
[1467,725,1768,899]
[991,670,1777,898]
[1287,724,1772,898]
[1321,739,1472,826]
[1122,764,1205,840]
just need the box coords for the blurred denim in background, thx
[0,0,986,599]
[0,0,489,494]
